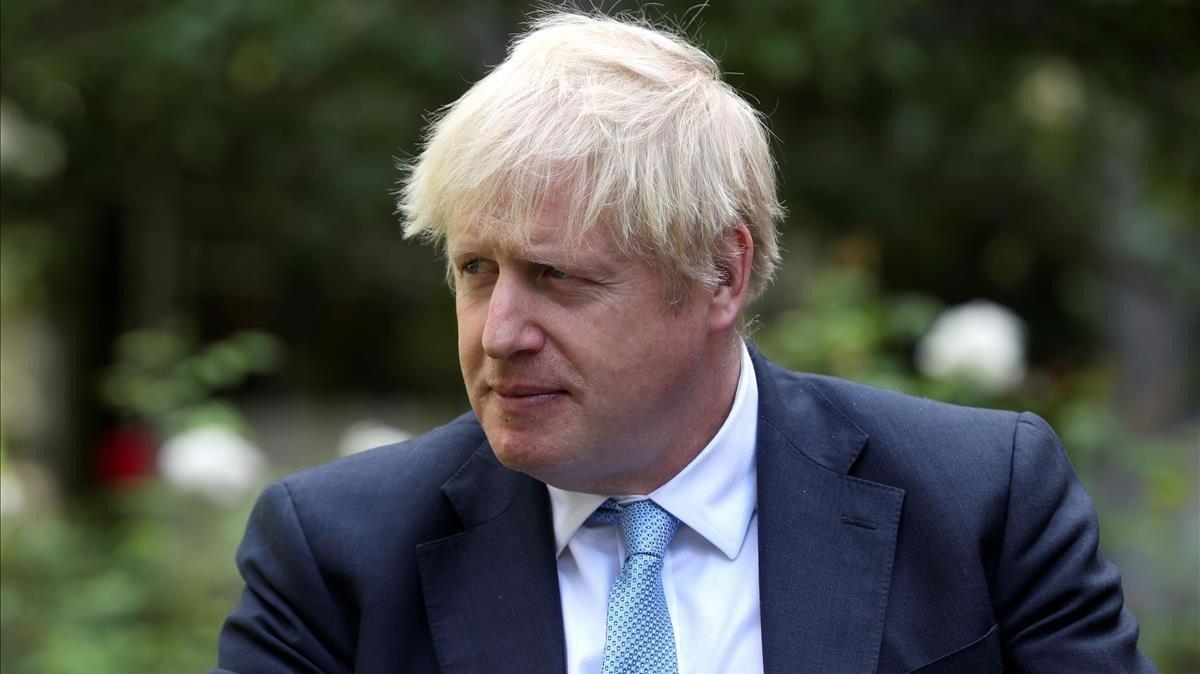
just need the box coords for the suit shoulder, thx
[758,360,1026,488]
[280,411,485,506]
[790,370,1022,445]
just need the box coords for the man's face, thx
[449,200,729,494]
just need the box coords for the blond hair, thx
[398,10,782,303]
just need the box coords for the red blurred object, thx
[93,425,157,487]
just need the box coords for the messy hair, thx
[398,10,782,304]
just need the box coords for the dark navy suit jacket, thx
[213,352,1155,673]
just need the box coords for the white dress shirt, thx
[547,343,762,674]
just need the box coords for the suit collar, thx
[750,347,870,475]
[439,440,526,527]
[417,441,567,674]
[751,348,905,673]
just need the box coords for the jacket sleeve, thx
[211,481,355,674]
[994,412,1156,672]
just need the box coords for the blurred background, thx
[1,0,1197,671]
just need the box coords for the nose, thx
[481,272,545,359]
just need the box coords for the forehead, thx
[446,201,628,267]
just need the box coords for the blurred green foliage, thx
[1,0,1196,671]
[100,326,284,435]
[1,0,1194,384]
[758,262,944,394]
[3,325,280,672]
[1,489,252,674]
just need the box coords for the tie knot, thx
[591,499,679,559]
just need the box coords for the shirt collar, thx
[546,342,759,560]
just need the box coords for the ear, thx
[708,221,754,333]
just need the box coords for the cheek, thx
[597,316,703,386]
[455,303,485,366]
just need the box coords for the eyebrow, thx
[445,232,623,279]
[445,243,475,260]
[448,242,592,267]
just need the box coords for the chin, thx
[486,428,546,469]
[486,430,579,482]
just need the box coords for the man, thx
[213,12,1154,673]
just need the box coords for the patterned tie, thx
[589,499,680,674]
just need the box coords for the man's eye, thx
[462,259,490,274]
[544,267,569,280]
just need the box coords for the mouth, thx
[493,383,565,395]
[489,383,569,409]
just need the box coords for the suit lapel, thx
[752,353,905,673]
[416,444,566,674]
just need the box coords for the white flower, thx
[0,469,26,518]
[1014,59,1085,128]
[338,420,412,457]
[159,425,268,505]
[916,300,1027,392]
[0,100,67,179]
[0,460,53,518]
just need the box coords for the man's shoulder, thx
[759,355,1020,435]
[276,411,485,518]
[790,369,1021,440]
[759,360,1064,542]
[758,357,1037,487]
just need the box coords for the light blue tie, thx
[590,499,680,674]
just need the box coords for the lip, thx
[492,384,566,396]
[489,383,569,410]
